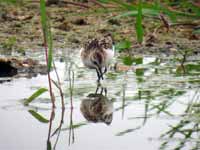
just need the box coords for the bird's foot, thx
[97,79,101,84]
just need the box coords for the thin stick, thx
[43,30,55,108]
[52,60,65,109]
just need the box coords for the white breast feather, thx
[105,48,114,65]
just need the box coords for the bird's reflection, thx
[80,84,113,125]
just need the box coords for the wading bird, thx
[80,34,115,82]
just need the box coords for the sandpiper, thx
[80,34,115,82]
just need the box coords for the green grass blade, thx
[28,110,49,123]
[47,20,53,72]
[135,0,143,44]
[40,0,53,72]
[154,0,160,10]
[114,11,138,18]
[40,0,47,32]
[113,8,159,19]
[116,127,141,136]
[97,0,110,4]
[98,0,136,10]
[24,88,48,105]
[111,0,136,10]
[143,8,160,16]
[61,122,87,131]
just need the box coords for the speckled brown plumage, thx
[80,34,114,82]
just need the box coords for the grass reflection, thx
[115,55,200,143]
[160,89,200,150]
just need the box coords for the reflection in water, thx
[2,55,200,150]
[68,68,75,145]
[51,107,65,149]
[80,84,113,125]
[45,107,66,150]
[121,74,127,119]
[47,108,55,150]
[47,98,75,149]
[46,68,75,149]
[68,105,75,145]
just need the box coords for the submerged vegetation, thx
[0,0,200,150]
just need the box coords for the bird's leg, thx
[103,67,107,74]
[95,65,103,80]
[95,82,101,94]
[105,67,107,73]
[104,88,107,96]
[98,67,104,80]
[95,86,99,94]
[100,87,104,95]
[93,61,103,81]
[95,68,101,83]
[100,87,107,96]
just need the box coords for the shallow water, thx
[0,50,200,150]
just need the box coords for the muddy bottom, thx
[0,49,200,150]
[1,2,200,57]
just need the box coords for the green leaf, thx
[135,0,143,44]
[24,88,48,105]
[122,56,134,66]
[115,40,131,52]
[28,110,49,123]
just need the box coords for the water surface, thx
[0,50,200,150]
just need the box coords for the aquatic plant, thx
[40,0,55,108]
[160,89,200,150]
[96,0,200,48]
